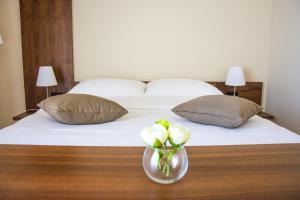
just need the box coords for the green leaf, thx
[168,136,180,148]
[152,139,163,149]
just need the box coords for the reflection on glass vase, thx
[142,146,188,184]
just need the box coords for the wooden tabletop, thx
[1,144,300,200]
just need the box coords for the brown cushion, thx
[172,95,262,128]
[38,94,128,125]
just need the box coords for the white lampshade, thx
[36,66,57,87]
[0,34,3,44]
[225,66,246,86]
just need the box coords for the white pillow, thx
[69,78,146,97]
[145,79,223,97]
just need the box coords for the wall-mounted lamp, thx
[225,66,246,96]
[36,66,57,98]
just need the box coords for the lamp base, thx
[226,91,240,96]
[51,92,64,96]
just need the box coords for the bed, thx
[0,78,300,146]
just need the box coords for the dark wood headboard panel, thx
[20,0,74,109]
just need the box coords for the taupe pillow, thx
[172,95,262,128]
[38,94,128,125]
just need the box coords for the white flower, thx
[168,123,191,147]
[140,124,168,148]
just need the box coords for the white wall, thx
[266,0,300,133]
[0,0,26,128]
[73,0,272,86]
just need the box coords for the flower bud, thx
[140,124,168,148]
[168,124,190,147]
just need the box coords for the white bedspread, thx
[0,96,300,146]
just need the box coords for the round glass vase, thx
[142,146,188,184]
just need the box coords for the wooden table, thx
[1,144,300,200]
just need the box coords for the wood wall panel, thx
[20,0,74,109]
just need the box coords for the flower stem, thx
[157,145,179,177]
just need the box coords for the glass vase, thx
[142,146,188,184]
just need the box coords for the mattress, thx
[0,96,300,146]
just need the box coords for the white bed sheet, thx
[0,96,300,146]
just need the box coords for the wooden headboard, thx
[142,81,262,105]
[207,82,263,105]
[74,81,263,105]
